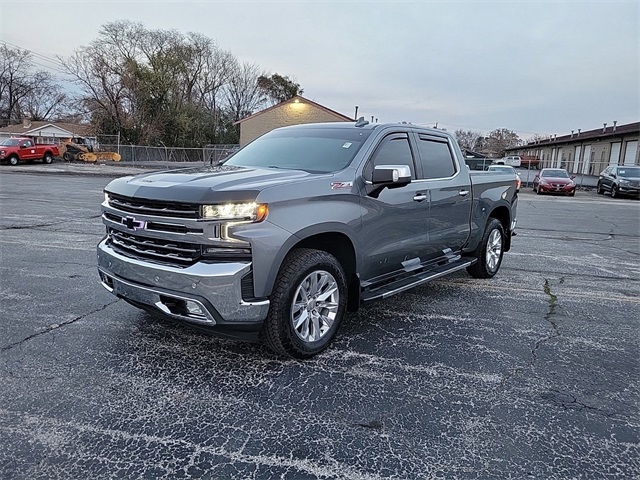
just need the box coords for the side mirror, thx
[371,165,411,186]
[611,173,616,178]
[20,144,27,149]
[570,175,576,180]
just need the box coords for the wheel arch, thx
[488,205,512,251]
[262,228,360,312]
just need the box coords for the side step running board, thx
[361,259,474,304]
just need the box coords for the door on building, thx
[573,146,582,173]
[609,142,621,165]
[582,145,592,174]
[623,140,638,166]
[556,148,563,168]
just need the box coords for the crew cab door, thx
[358,132,429,280]
[19,140,38,160]
[412,132,471,259]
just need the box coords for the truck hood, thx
[105,164,319,203]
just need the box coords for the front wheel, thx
[611,186,619,198]
[467,218,505,279]
[262,248,347,359]
[8,156,19,166]
[596,182,604,195]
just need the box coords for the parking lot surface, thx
[0,171,638,479]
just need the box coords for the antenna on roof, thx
[355,116,369,128]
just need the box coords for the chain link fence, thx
[97,143,239,165]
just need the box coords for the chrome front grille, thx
[108,228,200,266]
[108,193,200,219]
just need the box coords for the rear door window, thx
[415,136,457,179]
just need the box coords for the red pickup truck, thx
[0,137,59,165]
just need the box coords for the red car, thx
[533,168,576,196]
[0,137,59,165]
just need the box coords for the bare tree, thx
[0,45,38,123]
[454,129,484,153]
[483,128,522,158]
[224,61,267,122]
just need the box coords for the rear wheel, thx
[467,218,505,279]
[43,153,53,164]
[262,248,347,359]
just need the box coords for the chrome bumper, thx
[97,239,269,326]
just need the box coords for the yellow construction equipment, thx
[59,139,121,162]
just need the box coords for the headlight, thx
[104,191,110,204]
[201,202,268,222]
[0,150,5,156]
[619,179,630,185]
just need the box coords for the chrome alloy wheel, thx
[485,229,503,273]
[290,270,339,343]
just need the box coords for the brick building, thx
[235,95,353,146]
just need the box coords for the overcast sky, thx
[1,0,638,139]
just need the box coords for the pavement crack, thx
[0,300,120,353]
[541,389,615,417]
[498,277,564,389]
[531,277,563,363]
[0,215,101,231]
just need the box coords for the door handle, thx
[458,190,470,196]
[413,193,428,202]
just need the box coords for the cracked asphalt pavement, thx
[0,171,638,479]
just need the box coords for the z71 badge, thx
[330,181,353,190]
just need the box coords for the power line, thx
[0,40,66,68]
[0,40,68,75]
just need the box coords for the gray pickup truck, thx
[97,121,518,358]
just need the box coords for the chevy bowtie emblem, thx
[122,216,146,230]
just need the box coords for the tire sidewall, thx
[271,251,348,358]
[484,220,504,276]
[44,153,53,164]
[9,156,18,166]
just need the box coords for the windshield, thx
[542,169,569,178]
[617,167,640,178]
[0,139,20,146]
[225,127,372,173]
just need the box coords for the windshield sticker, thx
[331,181,353,190]
[342,142,352,149]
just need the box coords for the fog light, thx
[185,301,205,316]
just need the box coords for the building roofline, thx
[506,121,640,151]
[234,95,354,125]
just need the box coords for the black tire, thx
[536,186,543,195]
[596,182,604,195]
[8,156,18,166]
[467,218,505,279]
[262,248,347,359]
[611,185,618,198]
[43,153,53,164]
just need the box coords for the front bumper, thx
[617,185,640,195]
[97,239,269,338]
[538,184,575,195]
